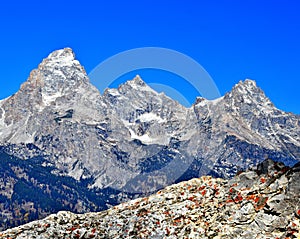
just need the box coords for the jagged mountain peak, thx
[120,75,157,94]
[0,48,101,143]
[192,96,208,108]
[46,47,75,61]
[230,79,266,98]
[129,74,146,86]
[231,79,261,96]
[12,48,88,97]
[194,96,206,104]
[236,78,257,88]
[223,79,274,110]
[103,75,156,99]
[103,76,158,101]
[192,79,269,110]
[25,48,92,103]
[36,47,84,75]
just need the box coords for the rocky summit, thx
[1,159,300,239]
[0,48,299,230]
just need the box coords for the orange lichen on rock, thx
[260,177,266,183]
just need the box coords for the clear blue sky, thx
[0,1,299,113]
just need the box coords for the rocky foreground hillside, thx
[1,159,299,239]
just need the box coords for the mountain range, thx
[0,48,299,231]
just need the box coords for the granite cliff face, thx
[1,159,300,238]
[0,48,299,230]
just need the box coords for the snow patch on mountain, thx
[138,112,166,123]
[42,91,63,105]
[208,96,224,105]
[128,128,169,145]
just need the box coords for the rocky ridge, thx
[1,159,300,239]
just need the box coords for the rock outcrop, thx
[1,159,299,239]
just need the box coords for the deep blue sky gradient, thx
[0,0,299,113]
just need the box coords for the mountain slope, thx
[1,159,299,239]
[0,146,118,230]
